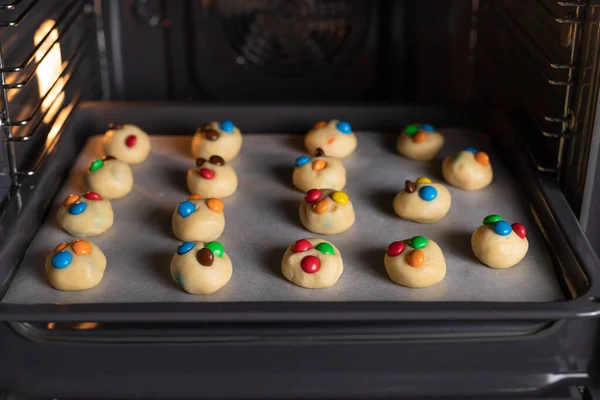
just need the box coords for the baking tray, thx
[0,103,598,322]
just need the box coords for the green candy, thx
[89,159,103,172]
[204,241,224,258]
[409,236,428,250]
[404,124,419,136]
[483,214,502,225]
[315,242,335,255]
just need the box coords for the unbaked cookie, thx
[471,214,529,269]
[172,194,225,242]
[281,238,343,289]
[191,120,243,161]
[86,156,133,199]
[45,239,107,291]
[397,123,444,161]
[442,147,493,190]
[384,236,446,288]
[304,120,357,158]
[292,148,346,192]
[57,192,114,237]
[393,177,451,223]
[299,189,355,235]
[186,155,238,198]
[103,124,151,164]
[170,241,232,294]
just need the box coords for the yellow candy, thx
[416,177,431,184]
[331,191,349,205]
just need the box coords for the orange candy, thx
[188,193,203,200]
[72,240,92,256]
[53,242,69,253]
[475,151,490,167]
[312,198,329,214]
[326,137,336,145]
[312,159,327,171]
[206,198,224,213]
[406,249,425,267]
[413,131,427,143]
[314,120,327,129]
[63,194,80,206]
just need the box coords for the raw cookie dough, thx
[442,147,493,191]
[191,120,243,161]
[471,214,529,269]
[304,120,357,158]
[281,238,343,289]
[86,156,133,199]
[57,192,114,237]
[299,189,355,235]
[45,239,107,291]
[187,155,238,198]
[397,123,445,161]
[384,236,446,288]
[393,177,451,223]
[102,124,151,164]
[292,148,346,192]
[170,241,232,294]
[172,194,225,242]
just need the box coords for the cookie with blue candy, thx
[304,120,357,158]
[471,214,529,269]
[45,239,107,291]
[172,194,225,242]
[397,123,445,161]
[393,176,451,223]
[442,146,493,190]
[56,192,114,237]
[292,148,346,192]
[191,120,243,161]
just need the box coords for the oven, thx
[1,0,600,399]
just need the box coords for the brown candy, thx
[196,248,214,266]
[204,129,220,141]
[405,180,416,193]
[196,158,206,167]
[108,123,124,130]
[315,148,325,157]
[198,123,212,132]
[103,155,116,161]
[209,155,225,166]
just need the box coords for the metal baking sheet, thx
[2,131,563,304]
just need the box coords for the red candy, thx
[305,189,322,203]
[293,239,313,253]
[511,222,526,239]
[125,135,137,148]
[83,192,103,201]
[199,168,215,180]
[301,255,321,274]
[387,241,405,257]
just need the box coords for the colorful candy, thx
[209,155,225,166]
[125,135,137,148]
[89,159,103,172]
[419,186,437,201]
[405,180,416,193]
[421,123,434,132]
[475,151,490,167]
[205,241,224,258]
[296,156,310,167]
[84,192,102,201]
[406,249,425,267]
[68,202,87,215]
[199,168,215,180]
[51,251,72,269]
[219,120,235,133]
[63,194,80,206]
[315,148,325,157]
[465,147,477,153]
[72,240,92,256]
[336,121,352,134]
[312,198,329,214]
[54,242,69,253]
[416,177,431,184]
[404,124,418,135]
[493,220,512,236]
[188,193,203,200]
[196,247,214,266]
[206,198,224,213]
[305,189,322,203]
[196,158,206,167]
[483,214,502,225]
[314,121,327,129]
[512,222,527,239]
[178,200,195,217]
[312,159,327,171]
[315,242,334,255]
[293,239,312,253]
[331,191,349,205]
[409,236,428,250]
[205,129,220,141]
[413,131,426,143]
[386,241,405,257]
[177,241,195,255]
[301,255,321,273]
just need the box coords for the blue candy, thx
[177,241,195,255]
[421,123,435,132]
[68,202,87,215]
[465,147,477,153]
[177,201,195,217]
[176,273,185,288]
[419,185,438,201]
[219,120,235,133]
[336,121,352,134]
[51,251,72,269]
[493,220,512,236]
[295,156,310,167]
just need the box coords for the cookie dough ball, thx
[187,156,238,198]
[471,214,529,269]
[396,123,444,161]
[393,177,451,223]
[102,124,151,164]
[384,236,446,288]
[191,120,243,161]
[45,240,107,291]
[86,156,133,199]
[281,238,343,289]
[170,241,232,294]
[292,148,346,192]
[304,120,357,158]
[172,194,225,242]
[299,189,355,235]
[442,147,493,191]
[57,192,114,237]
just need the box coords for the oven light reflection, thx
[34,20,65,124]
